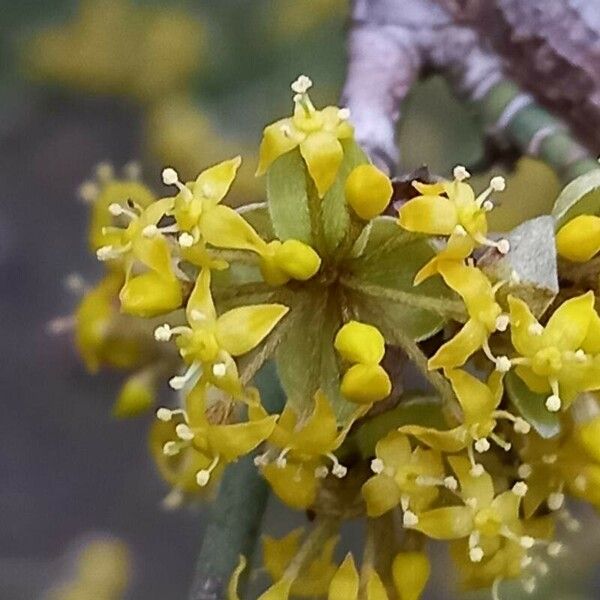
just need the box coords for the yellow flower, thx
[392,552,430,600]
[157,268,288,396]
[344,164,392,220]
[362,432,445,517]
[253,391,359,509]
[400,370,524,471]
[428,262,505,370]
[508,292,600,412]
[262,529,338,597]
[256,75,354,197]
[556,214,600,262]
[334,321,392,404]
[398,170,508,254]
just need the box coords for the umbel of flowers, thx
[70,76,600,599]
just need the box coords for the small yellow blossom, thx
[508,292,600,412]
[392,552,430,600]
[428,262,505,370]
[362,432,445,516]
[556,214,600,262]
[257,75,354,197]
[344,164,393,220]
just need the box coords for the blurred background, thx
[1,0,597,598]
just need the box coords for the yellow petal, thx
[341,364,392,404]
[216,304,289,356]
[392,552,430,600]
[262,462,317,509]
[258,578,292,600]
[345,164,393,221]
[194,156,241,204]
[227,556,247,600]
[445,369,498,426]
[112,373,155,418]
[362,474,402,517]
[187,268,217,324]
[133,235,174,275]
[427,319,488,370]
[515,365,550,394]
[300,131,343,198]
[583,311,600,354]
[576,416,600,463]
[256,118,302,175]
[411,506,474,539]
[447,455,494,508]
[412,181,446,196]
[275,239,321,280]
[328,554,359,600]
[414,233,474,285]
[556,215,600,262]
[262,529,302,581]
[119,272,182,317]
[491,490,520,525]
[543,291,595,351]
[334,320,385,364]
[376,431,412,467]
[507,295,544,357]
[207,416,277,461]
[398,196,458,235]
[201,204,268,253]
[291,391,339,454]
[366,570,389,600]
[399,425,467,452]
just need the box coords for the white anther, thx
[547,542,563,557]
[96,163,113,181]
[470,464,485,478]
[510,270,521,285]
[469,547,484,563]
[495,356,512,372]
[574,475,588,491]
[453,165,471,181]
[465,497,478,509]
[123,161,141,180]
[253,453,269,467]
[545,395,561,413]
[475,438,491,453]
[574,349,587,362]
[331,463,347,478]
[163,441,180,456]
[291,75,313,94]
[444,476,458,491]
[518,463,533,479]
[337,107,351,120]
[512,481,529,497]
[178,233,194,248]
[542,453,557,465]
[514,418,531,434]
[403,510,419,528]
[142,224,158,238]
[490,176,506,192]
[96,245,116,261]
[521,556,533,568]
[169,375,187,390]
[212,363,227,378]
[453,224,467,236]
[522,577,537,594]
[495,314,510,332]
[78,181,99,203]
[156,407,173,422]
[547,492,565,511]
[175,423,195,441]
[482,200,495,212]
[275,455,287,469]
[520,536,535,549]
[536,561,549,576]
[497,239,510,254]
[196,470,211,487]
[108,203,124,216]
[314,466,329,479]
[162,488,184,510]
[565,517,581,532]
[154,324,172,342]
[371,458,385,474]
[162,167,179,186]
[528,323,544,336]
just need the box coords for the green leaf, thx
[478,216,558,317]
[351,394,446,458]
[266,150,312,244]
[237,202,275,241]
[505,371,561,439]
[552,168,600,227]
[345,216,453,340]
[320,139,368,254]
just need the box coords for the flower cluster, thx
[69,77,600,599]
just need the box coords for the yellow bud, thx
[344,164,392,220]
[392,552,430,600]
[334,320,385,364]
[113,374,155,418]
[260,241,290,286]
[556,215,600,262]
[275,239,321,280]
[119,272,182,317]
[341,364,391,404]
[577,416,600,463]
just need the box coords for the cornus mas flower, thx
[556,214,600,262]
[508,292,600,412]
[257,75,354,197]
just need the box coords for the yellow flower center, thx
[178,329,220,363]
[474,507,501,537]
[532,346,563,376]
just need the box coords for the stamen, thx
[513,417,531,434]
[371,458,385,474]
[162,167,193,200]
[212,362,227,378]
[482,200,495,212]
[518,463,533,479]
[469,547,484,562]
[521,556,533,568]
[475,438,491,453]
[154,324,173,342]
[547,492,565,511]
[403,510,419,528]
[291,75,313,94]
[574,475,588,491]
[327,453,347,478]
[547,542,563,557]
[163,441,181,456]
[314,465,329,479]
[275,448,290,469]
[96,162,114,181]
[162,488,184,510]
[535,560,549,576]
[545,394,561,413]
[175,423,195,441]
[520,536,536,549]
[444,476,458,491]
[169,363,201,391]
[467,445,484,477]
[142,224,159,238]
[490,176,506,191]
[253,452,270,467]
[179,232,195,248]
[123,161,141,180]
[522,577,537,594]
[490,432,512,452]
[96,244,130,261]
[495,355,512,372]
[196,456,220,487]
[512,481,529,497]
[574,349,587,362]
[453,165,470,181]
[495,315,510,332]
[468,531,480,548]
[156,407,173,421]
[78,181,99,203]
[337,107,351,120]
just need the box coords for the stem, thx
[188,362,285,600]
[341,276,467,321]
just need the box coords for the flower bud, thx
[392,552,431,600]
[260,241,291,286]
[345,164,392,220]
[340,364,391,404]
[275,239,321,280]
[556,215,600,262]
[113,374,155,418]
[334,320,385,364]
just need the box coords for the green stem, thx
[188,362,285,600]
[475,80,599,183]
